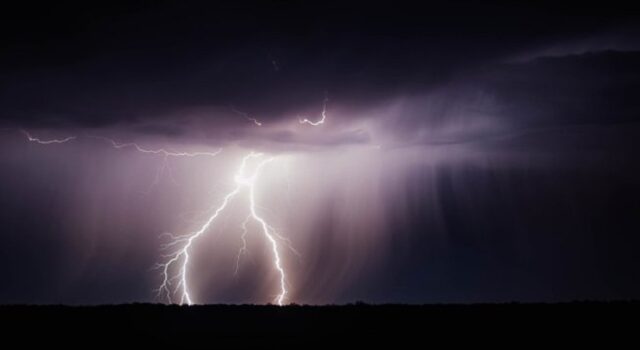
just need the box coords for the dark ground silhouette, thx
[1,302,638,345]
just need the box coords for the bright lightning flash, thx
[156,152,290,305]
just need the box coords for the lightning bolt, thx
[155,152,290,305]
[21,130,76,144]
[299,96,329,126]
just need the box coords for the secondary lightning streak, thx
[88,135,223,157]
[156,152,289,305]
[231,106,263,126]
[299,96,329,126]
[235,215,252,275]
[86,135,222,193]
[21,130,76,144]
[21,131,220,158]
[137,154,180,194]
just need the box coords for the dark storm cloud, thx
[132,124,187,138]
[481,51,640,128]
[243,127,371,149]
[1,1,638,132]
[384,50,640,149]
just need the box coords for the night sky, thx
[1,1,639,304]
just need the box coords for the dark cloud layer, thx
[1,1,638,130]
[381,50,640,148]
